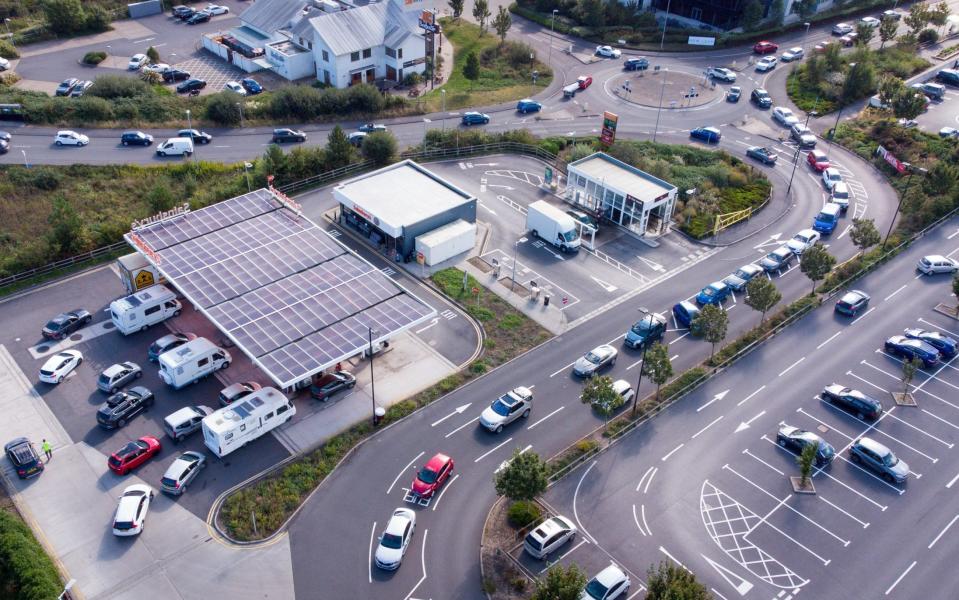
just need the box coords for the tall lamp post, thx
[368,326,380,425]
[548,9,558,67]
[243,161,253,192]
[630,307,652,418]
[236,102,244,128]
[882,162,927,249]
[440,89,447,130]
[652,67,668,142]
[3,18,13,49]
[803,22,811,50]
[787,108,818,195]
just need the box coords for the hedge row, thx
[0,510,62,600]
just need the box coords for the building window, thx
[351,51,360,62]
[385,47,396,58]
[397,48,403,59]
[322,50,329,62]
[362,48,372,59]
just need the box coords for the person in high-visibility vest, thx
[42,439,53,462]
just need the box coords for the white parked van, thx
[202,387,295,457]
[526,201,581,253]
[158,337,230,389]
[156,137,194,157]
[110,285,182,335]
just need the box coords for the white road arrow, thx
[752,233,782,250]
[487,184,515,190]
[472,162,499,166]
[415,318,440,334]
[637,256,666,272]
[431,403,472,427]
[701,554,754,596]
[590,276,618,292]
[735,410,767,433]
[696,389,729,413]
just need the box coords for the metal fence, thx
[275,160,375,195]
[0,241,128,292]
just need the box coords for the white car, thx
[772,106,799,127]
[786,229,821,255]
[479,386,533,433]
[706,67,737,82]
[939,127,959,138]
[882,9,903,21]
[859,16,880,27]
[832,22,854,35]
[756,56,777,72]
[204,4,229,14]
[917,255,959,275]
[112,484,154,536]
[611,379,635,405]
[374,508,416,570]
[128,53,148,70]
[583,564,631,600]
[143,63,171,74]
[781,47,804,62]
[595,45,621,58]
[39,350,83,384]
[822,167,843,190]
[224,81,247,95]
[0,57,9,71]
[54,130,89,146]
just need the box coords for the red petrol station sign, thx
[601,111,618,145]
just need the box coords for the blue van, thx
[813,203,842,234]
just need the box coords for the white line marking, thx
[632,503,647,536]
[474,437,514,463]
[817,331,842,350]
[402,529,428,600]
[737,385,766,406]
[431,403,472,427]
[539,539,589,573]
[643,467,657,494]
[527,406,564,430]
[387,452,424,495]
[923,407,959,430]
[550,362,575,377]
[743,447,784,475]
[661,443,684,461]
[626,357,645,370]
[884,560,916,596]
[884,284,908,302]
[659,546,691,573]
[929,515,959,548]
[573,462,599,544]
[445,419,474,438]
[819,495,869,528]
[778,356,805,377]
[636,466,656,492]
[431,473,458,511]
[947,471,959,489]
[851,306,876,324]
[368,521,377,583]
[883,411,954,448]
[692,415,724,439]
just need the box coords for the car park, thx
[158,338,229,389]
[178,128,212,143]
[5,438,44,479]
[772,106,798,127]
[726,86,741,102]
[479,387,533,433]
[186,10,211,24]
[120,131,153,146]
[859,16,880,27]
[821,167,843,190]
[583,564,630,600]
[97,362,142,393]
[410,452,453,498]
[755,56,777,72]
[813,203,842,234]
[696,281,730,306]
[753,40,778,54]
[54,130,89,146]
[672,300,700,328]
[746,146,777,165]
[39,350,82,384]
[272,128,306,143]
[573,344,618,377]
[624,312,667,349]
[224,81,246,95]
[776,424,835,466]
[577,75,593,89]
[706,67,736,82]
[108,436,161,475]
[163,405,213,441]
[148,332,197,362]
[309,371,356,401]
[160,451,206,495]
[834,290,870,316]
[70,81,93,97]
[904,328,958,358]
[723,264,763,292]
[913,82,946,100]
[374,508,416,570]
[791,124,817,147]
[516,98,542,113]
[97,387,155,430]
[241,78,263,94]
[595,45,621,58]
[781,47,804,62]
[916,255,958,275]
[524,516,577,559]
[112,286,179,336]
[807,149,830,171]
[219,381,262,406]
[112,484,154,536]
[821,384,883,420]
[163,69,191,82]
[760,246,794,272]
[128,54,148,70]
[830,181,850,213]
[750,88,772,108]
[689,126,721,143]
[205,3,229,14]
[176,78,207,93]
[42,309,91,339]
[832,22,854,35]
[786,229,820,255]
[461,111,490,125]
[850,437,909,484]
[623,57,649,71]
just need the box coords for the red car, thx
[411,452,454,498]
[753,41,778,54]
[108,436,161,475]
[577,75,593,90]
[807,149,830,172]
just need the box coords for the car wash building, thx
[334,160,477,263]
[565,152,677,238]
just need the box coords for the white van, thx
[158,337,231,389]
[110,285,181,335]
[202,387,296,457]
[526,200,581,253]
[156,137,194,157]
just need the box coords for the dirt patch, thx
[498,277,529,298]
[481,497,539,599]
[470,256,493,273]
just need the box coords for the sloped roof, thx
[293,0,420,56]
[240,0,308,35]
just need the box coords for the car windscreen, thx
[491,398,511,416]
[631,320,654,334]
[113,520,134,530]
[381,532,404,549]
[45,320,63,330]
[585,352,601,364]
[524,532,544,550]
[882,453,898,467]
[417,467,438,484]
[584,579,610,600]
[562,229,579,242]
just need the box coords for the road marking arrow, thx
[696,389,729,412]
[487,184,515,190]
[590,276,618,292]
[415,318,440,334]
[701,554,754,596]
[431,403,472,427]
[735,410,766,433]
[637,256,666,272]
[752,233,782,250]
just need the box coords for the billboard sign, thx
[419,9,439,33]
[688,36,716,46]
[600,111,618,145]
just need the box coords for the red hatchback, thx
[108,436,161,475]
[807,149,830,172]
[577,75,593,89]
[411,453,454,498]
[753,41,778,54]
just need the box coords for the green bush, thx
[82,50,106,64]
[87,74,151,99]
[506,500,542,528]
[0,510,63,600]
[0,39,18,59]
[918,28,939,45]
[205,92,242,125]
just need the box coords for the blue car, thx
[516,99,542,113]
[885,335,940,368]
[696,281,731,306]
[462,112,490,126]
[690,126,722,143]
[241,78,263,94]
[624,57,649,71]
[904,328,958,358]
[672,301,701,329]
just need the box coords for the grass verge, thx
[0,488,63,599]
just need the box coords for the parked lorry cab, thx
[201,387,295,457]
[155,137,194,157]
[813,202,842,234]
[110,285,181,335]
[563,82,580,98]
[526,201,581,253]
[116,253,164,294]
[158,337,230,389]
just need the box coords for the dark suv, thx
[750,88,772,108]
[172,5,195,19]
[163,69,191,82]
[272,128,307,143]
[121,131,153,146]
[96,387,154,429]
[821,384,882,420]
[176,79,207,94]
[5,438,44,479]
[623,313,667,349]
[148,332,197,362]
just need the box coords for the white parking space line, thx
[661,443,684,462]
[626,357,645,370]
[799,406,854,440]
[836,454,909,493]
[431,473,459,511]
[692,416,724,439]
[817,331,842,350]
[883,411,954,448]
[884,560,917,596]
[947,472,959,489]
[778,356,805,377]
[851,306,876,324]
[527,406,564,430]
[659,546,692,573]
[922,407,959,430]
[669,332,690,345]
[387,451,424,495]
[538,539,589,573]
[368,521,377,583]
[928,515,959,548]
[847,370,890,394]
[820,402,940,464]
[474,437,514,463]
[743,446,784,475]
[819,495,869,528]
[884,284,909,302]
[917,318,959,338]
[861,358,905,382]
[550,362,575,377]
[737,385,766,406]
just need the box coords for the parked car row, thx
[54,78,94,97]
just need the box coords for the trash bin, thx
[373,406,386,425]
[543,295,550,307]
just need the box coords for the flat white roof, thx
[570,153,676,201]
[334,160,474,237]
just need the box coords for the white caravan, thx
[157,337,231,389]
[202,387,296,457]
[110,285,181,335]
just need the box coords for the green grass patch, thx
[0,509,63,599]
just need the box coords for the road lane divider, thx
[387,451,424,495]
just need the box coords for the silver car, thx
[97,362,143,393]
[160,451,206,495]
[479,387,533,433]
[917,255,958,275]
[572,344,618,377]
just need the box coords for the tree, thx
[448,0,464,20]
[42,0,87,35]
[855,21,875,46]
[879,17,899,49]
[472,0,491,34]
[799,243,836,296]
[580,375,623,431]
[850,218,881,256]
[146,184,175,213]
[797,441,817,489]
[744,277,782,324]
[842,60,876,104]
[326,125,353,169]
[904,1,930,36]
[741,0,763,32]
[902,356,922,394]
[361,131,397,166]
[877,76,904,108]
[146,45,160,63]
[893,85,929,119]
[691,304,728,358]
[646,561,711,600]
[576,0,605,28]
[47,195,83,256]
[768,0,785,27]
[929,1,950,32]
[531,564,588,600]
[793,0,817,19]
[642,343,672,402]
[494,449,549,501]
[204,92,242,125]
[462,51,480,90]
[492,6,512,42]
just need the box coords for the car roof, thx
[425,453,450,470]
[857,436,892,455]
[612,379,631,393]
[165,452,202,478]
[385,510,413,535]
[531,516,573,539]
[593,564,627,587]
[103,363,128,377]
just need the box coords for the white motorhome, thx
[526,201,581,253]
[158,337,231,390]
[110,285,181,335]
[202,387,295,457]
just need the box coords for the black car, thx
[624,57,649,71]
[750,88,772,108]
[0,139,7,155]
[822,384,883,420]
[163,69,191,82]
[186,10,211,24]
[176,79,207,94]
[310,371,357,401]
[623,312,667,349]
[42,309,92,340]
[172,5,195,19]
[5,437,44,479]
[55,78,80,97]
[272,128,307,143]
[148,332,197,362]
[904,328,958,358]
[120,131,154,146]
[219,381,262,406]
[885,335,940,368]
[776,424,835,466]
[746,146,777,165]
[178,128,212,143]
[835,290,870,316]
[96,387,154,429]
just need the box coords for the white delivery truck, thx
[202,387,296,457]
[110,285,182,335]
[157,337,231,389]
[526,201,581,253]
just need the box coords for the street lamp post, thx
[803,22,811,50]
[510,239,519,293]
[660,0,673,50]
[882,162,927,249]
[787,108,818,195]
[530,68,538,96]
[243,162,253,192]
[653,67,668,143]
[548,9,558,67]
[368,327,379,425]
[630,308,651,418]
[3,18,13,49]
[440,89,446,130]
[236,102,244,128]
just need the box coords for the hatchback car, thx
[917,255,958,275]
[755,56,777,72]
[904,328,958,358]
[776,424,835,465]
[70,80,94,97]
[807,149,830,171]
[160,451,206,495]
[750,88,772,108]
[461,111,490,126]
[672,300,701,329]
[832,22,854,35]
[142,63,170,74]
[885,335,940,367]
[163,69,191,82]
[98,362,142,393]
[821,384,883,420]
[834,290,870,316]
[148,332,197,362]
[577,75,593,89]
[39,350,82,384]
[120,131,153,146]
[821,167,843,190]
[583,564,630,600]
[786,229,820,255]
[186,10,211,24]
[595,45,621,58]
[781,47,804,62]
[241,78,263,94]
[706,67,736,82]
[272,128,306,143]
[54,130,89,146]
[517,98,543,113]
[760,246,795,272]
[112,484,154,536]
[746,146,777,165]
[176,78,207,93]
[723,264,763,292]
[410,452,453,498]
[128,54,149,70]
[172,5,195,18]
[178,128,212,143]
[860,16,880,27]
[573,344,618,377]
[42,309,91,340]
[219,381,262,406]
[696,281,731,306]
[109,436,161,475]
[5,438,44,479]
[524,515,577,559]
[624,312,667,349]
[97,387,154,429]
[726,86,742,102]
[224,81,247,95]
[753,41,778,54]
[850,437,909,484]
[347,131,367,147]
[374,508,416,570]
[479,386,533,433]
[791,124,817,147]
[309,370,356,401]
[690,126,721,143]
[772,106,798,127]
[624,57,649,71]
[608,379,635,405]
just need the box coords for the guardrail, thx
[0,241,128,293]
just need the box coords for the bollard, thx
[543,295,550,306]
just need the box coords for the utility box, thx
[116,252,164,294]
[415,219,476,266]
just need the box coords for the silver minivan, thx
[163,405,213,442]
[160,451,206,495]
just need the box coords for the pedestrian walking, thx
[41,439,52,462]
